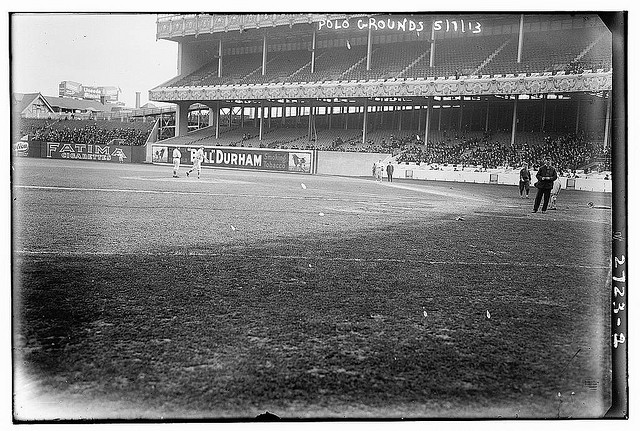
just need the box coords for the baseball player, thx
[549,177,562,210]
[172,146,182,178]
[519,162,531,198]
[375,160,383,182]
[186,145,205,179]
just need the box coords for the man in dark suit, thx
[532,157,558,213]
[386,162,394,182]
[519,162,531,198]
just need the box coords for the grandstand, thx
[149,13,612,173]
[16,119,155,146]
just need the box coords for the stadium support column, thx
[262,33,267,76]
[311,30,316,74]
[344,107,348,130]
[328,102,332,129]
[282,103,286,126]
[517,14,524,63]
[362,99,368,144]
[218,39,223,78]
[424,97,432,143]
[511,97,518,146]
[259,102,264,141]
[575,98,581,134]
[307,102,313,141]
[429,21,436,67]
[541,95,547,132]
[485,97,490,132]
[175,102,189,137]
[208,106,215,127]
[215,102,220,139]
[366,26,372,71]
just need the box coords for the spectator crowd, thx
[394,131,608,173]
[26,119,152,146]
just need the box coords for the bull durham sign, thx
[152,144,315,174]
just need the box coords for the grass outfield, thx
[12,158,613,420]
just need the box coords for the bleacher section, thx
[341,42,427,81]
[292,45,368,83]
[166,24,611,89]
[243,50,312,84]
[422,35,513,79]
[578,32,613,71]
[24,119,155,146]
[481,28,609,76]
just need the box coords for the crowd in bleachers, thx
[393,131,608,173]
[244,128,607,173]
[24,119,153,146]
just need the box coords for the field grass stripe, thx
[14,185,400,205]
[14,250,610,269]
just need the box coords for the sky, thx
[11,13,178,108]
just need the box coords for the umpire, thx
[386,161,394,182]
[532,157,558,213]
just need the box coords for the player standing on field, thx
[186,145,205,179]
[549,176,562,210]
[172,146,181,178]
[532,157,558,213]
[375,160,383,182]
[519,162,531,198]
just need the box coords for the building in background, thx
[13,92,121,119]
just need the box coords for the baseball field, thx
[12,157,613,420]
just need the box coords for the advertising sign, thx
[46,142,131,163]
[58,81,83,98]
[14,138,29,157]
[82,86,102,101]
[101,86,120,103]
[152,144,315,174]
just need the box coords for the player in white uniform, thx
[375,160,383,182]
[172,147,182,178]
[186,145,205,179]
[549,177,562,210]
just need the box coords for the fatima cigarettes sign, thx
[152,145,315,174]
[46,142,130,162]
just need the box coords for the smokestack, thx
[135,92,141,109]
